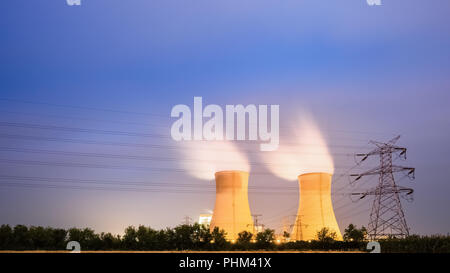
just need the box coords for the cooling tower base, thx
[210,171,254,240]
[291,172,342,241]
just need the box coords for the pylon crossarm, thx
[350,166,382,182]
[357,146,405,158]
[358,136,406,162]
[350,192,368,200]
[391,165,415,175]
[362,187,413,196]
[355,149,381,160]
[369,135,401,147]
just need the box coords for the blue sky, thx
[0,0,449,235]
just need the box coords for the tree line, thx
[1,223,449,252]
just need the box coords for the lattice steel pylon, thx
[350,136,415,240]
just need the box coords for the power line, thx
[0,121,164,138]
[0,158,362,176]
[0,182,296,195]
[0,182,338,196]
[0,110,160,127]
[0,121,370,149]
[0,133,361,157]
[0,174,298,190]
[0,98,164,117]
[339,207,372,221]
[0,175,351,196]
[0,110,387,142]
[0,146,364,169]
[330,153,405,208]
[0,98,392,136]
[335,197,371,219]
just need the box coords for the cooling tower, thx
[291,172,343,241]
[210,171,254,240]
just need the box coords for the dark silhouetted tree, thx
[136,225,158,250]
[211,227,228,250]
[316,227,337,243]
[52,228,68,249]
[237,231,253,250]
[123,226,138,250]
[13,225,32,250]
[0,225,13,250]
[29,226,52,249]
[100,232,121,250]
[343,224,367,242]
[256,229,275,249]
[173,224,195,250]
[191,224,213,249]
[68,227,102,250]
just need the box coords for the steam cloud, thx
[178,140,250,180]
[262,115,334,180]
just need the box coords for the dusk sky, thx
[1,0,449,236]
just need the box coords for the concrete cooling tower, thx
[291,172,343,241]
[210,171,254,240]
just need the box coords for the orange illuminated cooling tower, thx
[210,171,254,240]
[291,172,343,241]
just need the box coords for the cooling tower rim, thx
[297,172,333,178]
[215,170,249,175]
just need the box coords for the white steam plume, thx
[262,115,334,180]
[178,140,250,180]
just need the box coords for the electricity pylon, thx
[290,214,308,241]
[252,214,262,234]
[182,216,192,225]
[350,136,415,240]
